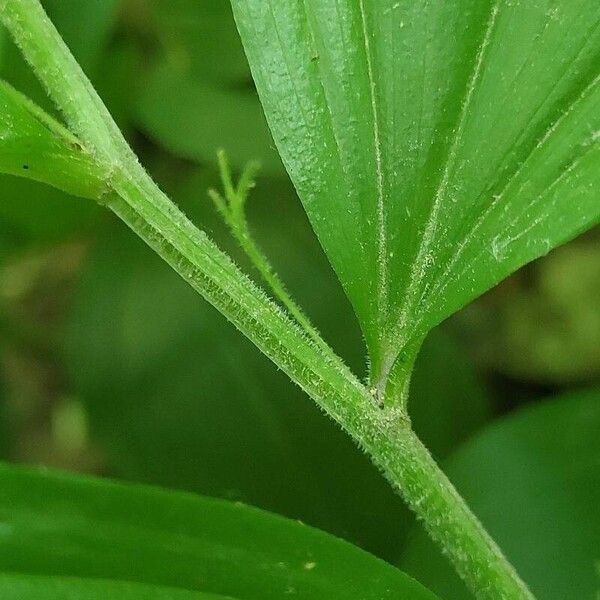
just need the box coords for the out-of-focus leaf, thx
[145,0,249,85]
[401,387,600,600]
[456,234,600,384]
[0,378,7,459]
[93,37,144,134]
[0,574,231,600]
[231,0,600,393]
[409,330,491,459]
[137,65,282,173]
[0,174,99,249]
[0,463,440,600]
[38,0,120,73]
[136,0,282,173]
[0,81,107,199]
[65,167,492,560]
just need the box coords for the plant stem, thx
[209,151,324,347]
[0,1,534,598]
[110,177,535,600]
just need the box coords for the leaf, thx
[0,463,440,600]
[137,64,283,174]
[0,379,7,459]
[64,167,491,560]
[231,0,600,394]
[145,0,251,85]
[37,0,120,73]
[409,329,491,459]
[136,0,283,173]
[0,574,231,600]
[401,387,600,600]
[0,80,107,199]
[0,178,98,249]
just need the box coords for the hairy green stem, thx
[0,1,534,598]
[209,151,324,347]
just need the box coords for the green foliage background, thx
[0,2,598,599]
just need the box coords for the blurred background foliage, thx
[0,0,598,595]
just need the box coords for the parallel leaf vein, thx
[358,0,389,338]
[389,0,501,354]
[416,15,600,313]
[417,69,600,321]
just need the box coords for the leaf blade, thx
[0,574,233,600]
[0,462,440,600]
[231,0,600,391]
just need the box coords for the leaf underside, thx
[231,0,600,393]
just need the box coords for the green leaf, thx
[0,463,439,600]
[145,0,250,86]
[401,387,600,600]
[36,0,119,73]
[0,176,100,253]
[0,574,231,600]
[231,0,600,393]
[0,80,107,199]
[137,64,283,174]
[136,0,283,174]
[0,379,7,459]
[409,329,491,459]
[65,167,491,560]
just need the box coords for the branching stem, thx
[208,150,324,347]
[0,1,534,598]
